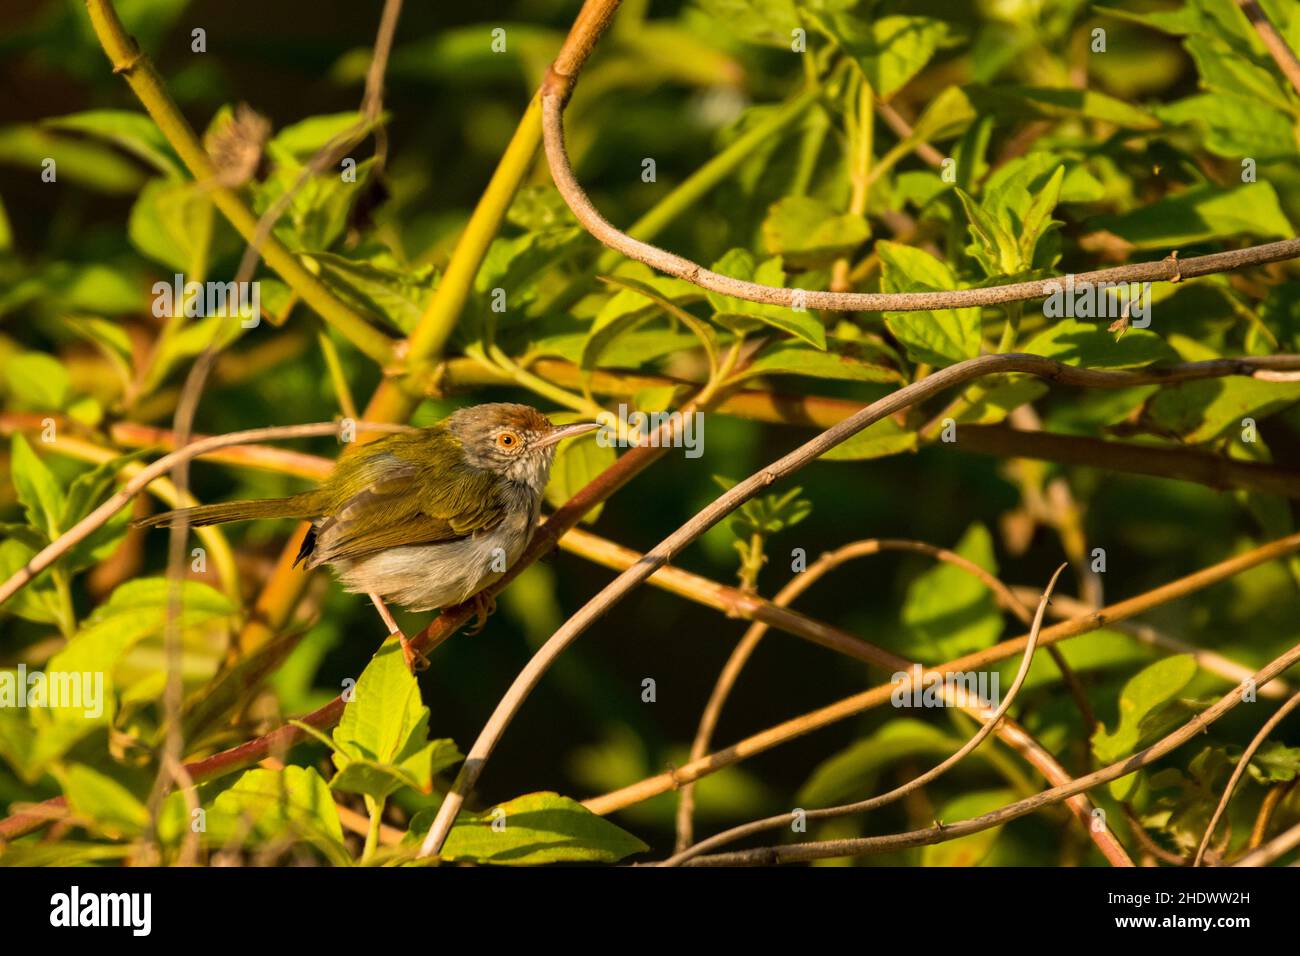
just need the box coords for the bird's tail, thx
[131,493,323,529]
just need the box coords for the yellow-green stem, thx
[84,0,397,367]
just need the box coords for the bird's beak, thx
[537,421,601,448]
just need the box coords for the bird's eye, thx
[496,431,520,450]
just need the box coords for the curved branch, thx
[673,536,1041,851]
[687,634,1300,865]
[541,86,1300,311]
[663,565,1069,866]
[585,528,1300,816]
[416,351,1300,858]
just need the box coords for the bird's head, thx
[446,403,600,492]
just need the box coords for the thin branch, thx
[416,351,1300,858]
[430,355,1300,501]
[686,633,1300,865]
[231,0,403,286]
[541,84,1300,311]
[1013,586,1293,699]
[673,536,1046,850]
[664,565,1081,866]
[84,0,398,365]
[1232,819,1300,867]
[876,99,945,167]
[585,528,1300,816]
[1194,688,1300,865]
[1236,0,1300,96]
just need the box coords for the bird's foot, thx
[369,591,429,673]
[464,591,497,636]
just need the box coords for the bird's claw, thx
[400,634,431,673]
[464,592,496,636]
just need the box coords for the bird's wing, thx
[306,429,509,566]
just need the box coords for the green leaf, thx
[269,111,377,160]
[1155,94,1297,162]
[820,417,918,461]
[128,177,221,274]
[955,188,1020,277]
[737,338,903,384]
[1024,319,1177,369]
[899,523,1001,662]
[9,433,65,538]
[922,789,1014,866]
[798,719,963,807]
[58,764,148,839]
[210,766,350,865]
[823,14,950,99]
[60,450,152,573]
[331,639,461,801]
[3,352,70,410]
[598,273,718,372]
[1184,34,1294,112]
[42,110,182,177]
[1147,376,1300,443]
[544,412,617,524]
[694,0,800,48]
[0,540,62,626]
[1093,655,1198,765]
[1246,741,1300,785]
[968,85,1161,130]
[253,157,376,253]
[878,241,980,365]
[907,86,977,143]
[1017,165,1065,267]
[1090,183,1293,249]
[50,577,236,680]
[761,196,869,268]
[0,125,148,195]
[582,287,663,370]
[531,330,699,368]
[310,251,439,334]
[433,792,647,865]
[707,249,827,349]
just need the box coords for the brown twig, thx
[585,529,1300,816]
[1249,781,1295,848]
[673,536,1045,851]
[686,633,1300,865]
[663,566,1096,865]
[1013,586,1292,699]
[415,351,1300,858]
[1236,0,1300,96]
[1232,819,1300,867]
[541,85,1300,310]
[1194,688,1300,865]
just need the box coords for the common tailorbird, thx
[135,403,600,670]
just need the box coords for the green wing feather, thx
[304,426,507,566]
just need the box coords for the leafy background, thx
[1,0,1299,865]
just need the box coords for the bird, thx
[134,403,600,670]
